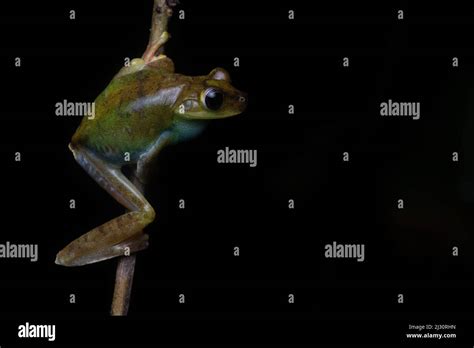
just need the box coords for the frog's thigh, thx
[56,146,156,266]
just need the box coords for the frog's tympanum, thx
[55,55,247,266]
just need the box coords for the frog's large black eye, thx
[204,88,224,111]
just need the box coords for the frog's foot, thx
[143,31,169,63]
[114,233,150,256]
[114,58,148,78]
[56,145,156,267]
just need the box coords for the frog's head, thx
[174,68,247,119]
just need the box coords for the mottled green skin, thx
[71,57,247,165]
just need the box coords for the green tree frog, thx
[55,55,247,266]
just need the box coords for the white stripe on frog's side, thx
[127,86,184,112]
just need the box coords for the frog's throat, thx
[171,118,208,143]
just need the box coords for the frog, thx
[55,54,247,267]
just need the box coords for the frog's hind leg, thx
[96,233,150,262]
[55,145,156,267]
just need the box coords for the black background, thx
[1,0,474,345]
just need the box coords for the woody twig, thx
[110,0,177,316]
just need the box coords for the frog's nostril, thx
[239,95,247,103]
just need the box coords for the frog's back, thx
[71,68,183,164]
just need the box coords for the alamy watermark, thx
[324,241,365,262]
[217,147,257,167]
[380,99,420,120]
[18,322,55,341]
[55,99,95,120]
[0,241,38,262]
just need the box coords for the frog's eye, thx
[203,88,224,111]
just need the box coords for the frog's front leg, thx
[55,145,156,267]
[136,130,174,187]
